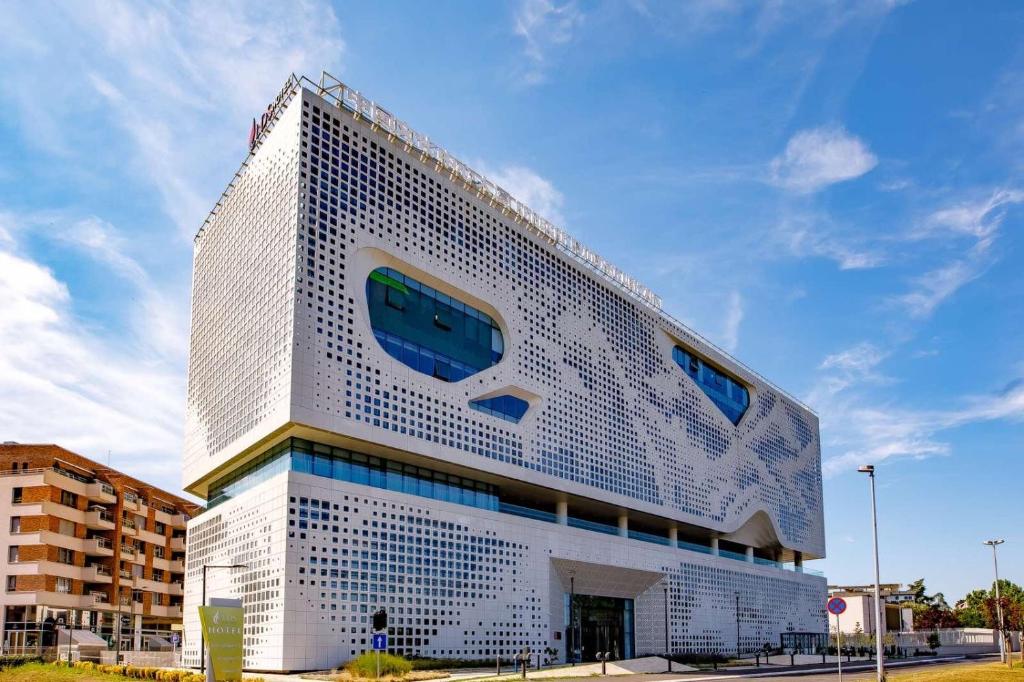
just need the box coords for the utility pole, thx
[568,570,576,666]
[735,593,741,657]
[663,584,671,672]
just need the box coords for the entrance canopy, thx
[552,558,665,598]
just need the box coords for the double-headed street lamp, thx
[983,539,1006,663]
[199,563,247,675]
[858,465,886,682]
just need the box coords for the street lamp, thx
[199,564,247,675]
[858,465,885,682]
[983,540,1006,663]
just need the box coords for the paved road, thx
[552,657,991,682]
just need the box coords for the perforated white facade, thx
[182,76,827,672]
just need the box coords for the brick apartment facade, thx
[0,443,201,653]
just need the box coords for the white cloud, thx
[775,212,886,270]
[0,242,185,489]
[721,291,743,353]
[1,0,344,237]
[894,188,1023,318]
[770,125,878,193]
[812,343,1024,477]
[479,163,566,226]
[513,0,584,85]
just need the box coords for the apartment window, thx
[154,521,166,535]
[5,576,15,592]
[11,487,22,504]
[59,490,78,508]
[58,519,75,536]
[55,577,71,594]
[57,547,74,565]
[153,569,165,582]
[8,546,19,562]
[153,546,165,559]
[9,517,20,533]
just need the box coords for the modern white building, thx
[181,73,828,672]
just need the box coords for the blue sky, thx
[0,1,1021,602]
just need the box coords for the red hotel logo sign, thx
[249,77,298,151]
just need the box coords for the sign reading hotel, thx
[198,605,244,681]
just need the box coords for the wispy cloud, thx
[721,291,744,353]
[0,0,344,237]
[776,211,886,270]
[513,0,583,86]
[812,342,1024,477]
[770,125,878,193]
[478,163,566,226]
[894,188,1023,318]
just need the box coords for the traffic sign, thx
[171,633,180,646]
[827,597,847,615]
[372,633,388,651]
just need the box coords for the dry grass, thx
[890,661,1024,681]
[0,662,123,682]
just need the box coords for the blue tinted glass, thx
[366,267,503,381]
[672,346,749,425]
[469,395,529,423]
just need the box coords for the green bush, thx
[346,652,412,678]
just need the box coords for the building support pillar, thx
[710,537,719,556]
[745,547,754,563]
[668,527,678,548]
[794,551,803,573]
[556,500,568,525]
[617,513,628,538]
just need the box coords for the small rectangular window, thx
[59,491,77,508]
[55,577,71,594]
[7,546,19,562]
[9,517,20,533]
[58,519,75,536]
[5,576,16,592]
[57,547,73,565]
[11,488,22,504]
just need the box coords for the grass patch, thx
[0,662,127,682]
[890,662,1024,681]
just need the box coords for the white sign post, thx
[827,597,848,682]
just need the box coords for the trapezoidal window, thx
[672,346,749,424]
[469,395,529,423]
[366,267,504,382]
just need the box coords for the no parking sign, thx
[827,597,847,615]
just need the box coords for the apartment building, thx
[0,443,200,653]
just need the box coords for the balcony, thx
[43,467,92,497]
[86,564,113,584]
[120,518,137,536]
[84,509,116,531]
[119,546,136,561]
[169,559,185,574]
[122,493,141,511]
[150,604,182,619]
[136,527,165,546]
[84,536,114,557]
[86,481,117,504]
[169,536,185,552]
[167,581,184,597]
[90,590,110,606]
[152,556,171,572]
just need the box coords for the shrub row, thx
[345,652,412,678]
[70,660,264,682]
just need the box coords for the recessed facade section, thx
[366,267,504,382]
[469,395,530,423]
[672,346,750,425]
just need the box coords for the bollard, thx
[790,652,795,666]
[537,653,542,670]
[496,655,501,676]
[755,653,760,667]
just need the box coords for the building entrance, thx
[567,595,634,662]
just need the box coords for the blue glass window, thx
[469,395,529,423]
[672,346,749,424]
[366,268,503,382]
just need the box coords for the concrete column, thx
[710,538,719,556]
[133,613,142,652]
[556,500,568,525]
[617,513,628,538]
[794,551,803,573]
[745,547,754,563]
[668,527,678,548]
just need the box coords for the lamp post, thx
[858,465,885,682]
[735,592,741,657]
[983,540,1006,663]
[199,564,247,675]
[568,570,576,666]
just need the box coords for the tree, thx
[917,607,959,629]
[955,580,1024,630]
[926,632,941,650]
